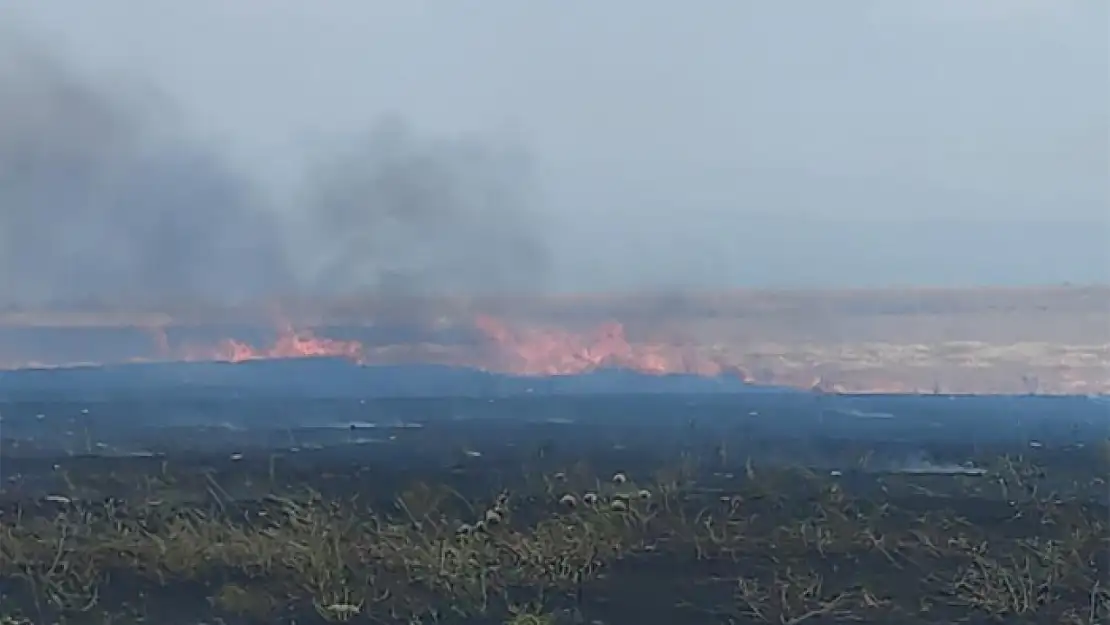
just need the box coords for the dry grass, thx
[0,451,1106,624]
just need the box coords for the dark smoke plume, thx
[300,115,551,300]
[0,33,550,311]
[0,34,292,308]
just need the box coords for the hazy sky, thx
[3,0,1107,292]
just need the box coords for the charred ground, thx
[0,394,1107,625]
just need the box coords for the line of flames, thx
[144,314,745,379]
[2,314,1104,394]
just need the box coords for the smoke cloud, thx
[0,34,291,307]
[299,115,551,299]
[0,33,550,310]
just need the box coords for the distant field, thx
[2,286,1108,394]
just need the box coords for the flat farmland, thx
[1,286,1107,394]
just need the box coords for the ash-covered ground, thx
[0,361,1107,624]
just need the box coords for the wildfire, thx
[472,315,737,376]
[475,315,636,375]
[179,323,365,364]
[58,314,738,378]
[3,310,1105,394]
[147,315,715,376]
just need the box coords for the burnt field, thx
[0,384,1108,625]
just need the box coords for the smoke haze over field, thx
[299,116,550,298]
[0,33,550,308]
[0,1,1107,304]
[0,35,291,306]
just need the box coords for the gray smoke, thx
[299,115,551,299]
[0,35,549,310]
[0,35,292,308]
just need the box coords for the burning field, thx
[2,34,1105,396]
[2,286,1108,395]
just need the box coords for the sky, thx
[1,0,1107,299]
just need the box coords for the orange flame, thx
[175,321,364,364]
[2,310,1105,395]
[472,315,739,378]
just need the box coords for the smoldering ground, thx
[0,33,551,312]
